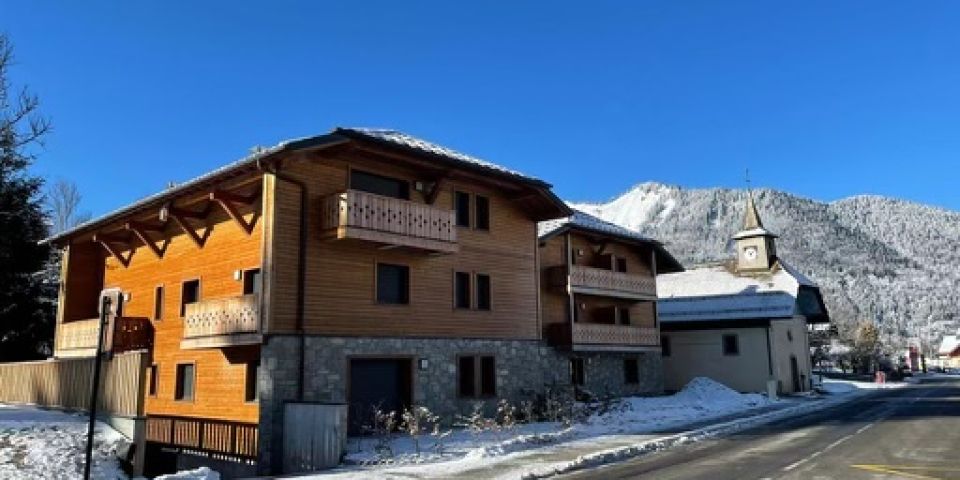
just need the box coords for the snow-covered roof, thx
[938,335,960,356]
[538,209,653,243]
[657,260,824,322]
[337,128,545,185]
[732,227,778,240]
[45,127,560,244]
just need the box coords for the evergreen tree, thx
[0,34,53,361]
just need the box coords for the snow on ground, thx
[818,377,910,394]
[317,378,788,479]
[153,466,220,480]
[0,403,128,480]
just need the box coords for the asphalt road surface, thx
[560,377,960,480]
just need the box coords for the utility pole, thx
[83,295,111,480]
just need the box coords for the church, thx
[656,194,831,394]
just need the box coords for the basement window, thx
[458,355,496,398]
[570,358,585,386]
[624,358,640,385]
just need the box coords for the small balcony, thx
[54,317,154,358]
[181,294,261,349]
[548,322,660,352]
[549,265,657,300]
[321,189,458,254]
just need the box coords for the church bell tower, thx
[734,193,778,272]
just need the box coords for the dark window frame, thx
[174,362,196,402]
[148,364,158,397]
[245,360,259,403]
[616,306,631,325]
[722,334,740,356]
[458,354,497,398]
[180,279,201,318]
[153,285,164,321]
[474,195,490,231]
[243,268,261,296]
[624,358,640,385]
[476,273,491,311]
[376,263,410,305]
[454,271,471,309]
[571,357,585,386]
[455,191,472,228]
[615,256,628,273]
[350,169,410,200]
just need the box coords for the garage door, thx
[348,358,412,435]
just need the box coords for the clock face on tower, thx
[743,246,759,261]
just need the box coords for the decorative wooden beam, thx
[161,205,212,248]
[424,174,449,205]
[125,221,167,259]
[92,233,134,267]
[209,187,261,235]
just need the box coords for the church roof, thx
[656,260,828,323]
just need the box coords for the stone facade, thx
[258,335,570,473]
[567,351,663,397]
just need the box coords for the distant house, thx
[937,335,960,369]
[656,194,830,394]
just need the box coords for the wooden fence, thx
[0,350,148,417]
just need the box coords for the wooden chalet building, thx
[538,211,683,396]
[44,127,572,475]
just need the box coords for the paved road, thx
[561,378,960,480]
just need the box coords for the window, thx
[376,263,409,304]
[571,358,585,386]
[458,355,496,398]
[475,195,490,230]
[175,363,195,401]
[661,336,671,357]
[243,268,261,296]
[350,170,410,200]
[476,274,491,311]
[245,360,259,402]
[454,272,471,309]
[153,286,164,321]
[148,365,158,396]
[616,307,631,325]
[722,334,740,356]
[615,257,628,273]
[624,358,640,384]
[180,279,200,317]
[455,191,471,227]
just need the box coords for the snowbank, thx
[154,466,221,480]
[818,378,908,394]
[0,404,128,480]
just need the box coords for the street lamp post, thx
[83,295,112,480]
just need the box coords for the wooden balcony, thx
[321,189,458,254]
[54,317,154,358]
[549,265,657,300]
[548,322,660,352]
[181,294,261,349]
[54,318,101,358]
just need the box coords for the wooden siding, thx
[0,351,148,417]
[94,184,264,423]
[265,155,541,339]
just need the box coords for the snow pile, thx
[0,404,128,480]
[818,378,908,394]
[155,466,221,480]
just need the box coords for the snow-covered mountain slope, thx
[573,182,960,349]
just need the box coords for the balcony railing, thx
[572,323,659,348]
[182,294,261,349]
[550,265,657,300]
[321,189,458,254]
[55,318,101,355]
[54,316,154,357]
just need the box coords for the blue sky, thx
[5,1,960,215]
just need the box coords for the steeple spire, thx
[743,192,764,231]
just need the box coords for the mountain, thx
[573,182,960,353]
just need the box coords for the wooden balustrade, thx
[54,318,101,355]
[321,189,458,253]
[182,294,261,348]
[567,265,657,300]
[113,317,154,353]
[571,322,659,347]
[146,415,258,462]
